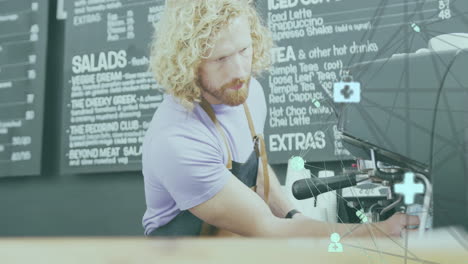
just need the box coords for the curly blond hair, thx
[149,0,274,111]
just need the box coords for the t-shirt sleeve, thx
[154,127,232,211]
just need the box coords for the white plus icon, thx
[394,172,425,205]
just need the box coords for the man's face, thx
[198,15,253,106]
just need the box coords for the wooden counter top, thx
[0,227,466,264]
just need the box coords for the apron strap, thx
[200,99,233,170]
[242,103,256,139]
[243,103,270,203]
[199,98,270,203]
[257,134,270,203]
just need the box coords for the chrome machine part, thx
[368,202,380,222]
[414,172,433,238]
[380,195,403,216]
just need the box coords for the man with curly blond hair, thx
[142,0,419,237]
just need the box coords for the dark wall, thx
[0,1,148,236]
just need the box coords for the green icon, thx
[328,233,343,253]
[312,98,321,108]
[290,156,305,171]
[411,22,421,33]
[356,209,368,223]
[394,172,424,205]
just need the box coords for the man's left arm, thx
[256,163,304,219]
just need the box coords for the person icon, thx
[328,232,343,253]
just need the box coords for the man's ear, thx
[194,75,202,89]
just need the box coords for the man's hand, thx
[381,212,420,237]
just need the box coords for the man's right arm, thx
[189,174,420,238]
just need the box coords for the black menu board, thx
[60,0,165,173]
[0,0,49,177]
[59,0,468,172]
[257,0,468,164]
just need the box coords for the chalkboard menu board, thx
[257,0,468,164]
[59,0,468,173]
[60,0,165,173]
[0,0,49,177]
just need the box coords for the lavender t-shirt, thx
[141,77,267,235]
